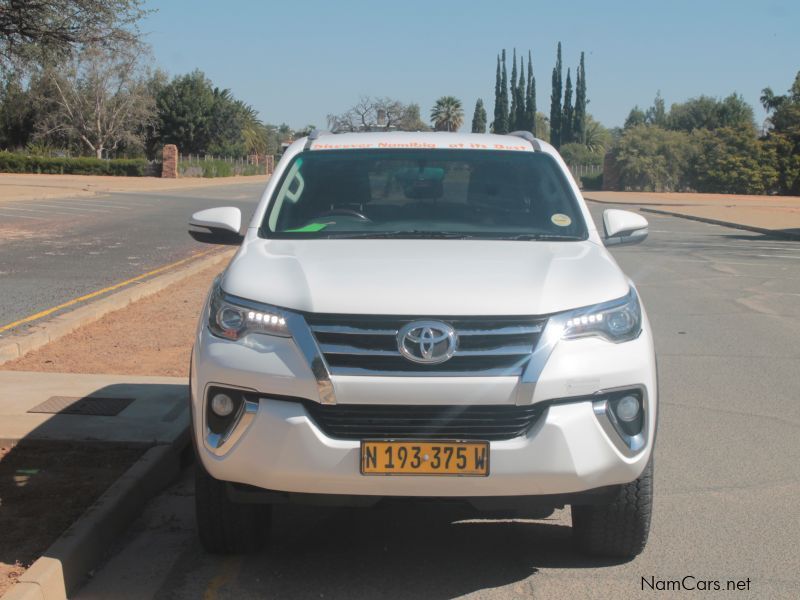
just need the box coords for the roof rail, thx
[508,131,542,151]
[304,129,330,150]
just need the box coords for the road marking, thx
[0,249,217,334]
[0,206,79,216]
[11,202,110,213]
[52,199,135,210]
[0,211,44,220]
[203,556,241,600]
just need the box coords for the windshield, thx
[261,149,588,240]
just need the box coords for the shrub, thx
[560,142,604,167]
[581,172,603,190]
[608,125,694,192]
[689,127,777,194]
[0,151,148,176]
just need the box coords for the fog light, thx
[615,395,640,422]
[210,392,235,417]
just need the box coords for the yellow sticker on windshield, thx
[551,213,572,227]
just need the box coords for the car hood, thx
[222,238,629,316]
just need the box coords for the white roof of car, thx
[305,131,545,153]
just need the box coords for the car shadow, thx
[183,501,628,599]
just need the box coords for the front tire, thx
[195,464,271,554]
[571,459,653,559]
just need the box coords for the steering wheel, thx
[316,208,372,222]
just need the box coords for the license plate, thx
[360,440,489,476]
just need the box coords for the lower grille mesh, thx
[304,403,545,441]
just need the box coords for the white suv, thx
[188,131,657,558]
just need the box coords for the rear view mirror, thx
[603,209,648,247]
[189,207,243,245]
[396,167,445,200]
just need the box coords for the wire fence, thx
[568,164,603,178]
[178,154,268,177]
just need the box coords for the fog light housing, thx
[593,389,647,456]
[614,395,640,422]
[205,386,245,436]
[210,392,235,417]
[203,386,259,456]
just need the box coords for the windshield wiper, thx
[324,230,474,239]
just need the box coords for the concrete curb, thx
[2,438,189,600]
[638,207,800,240]
[0,249,235,365]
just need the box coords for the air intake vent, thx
[304,402,545,440]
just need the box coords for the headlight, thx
[208,280,290,340]
[561,287,642,343]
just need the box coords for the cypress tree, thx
[574,51,587,143]
[549,42,563,148]
[472,98,487,133]
[525,50,536,134]
[497,49,509,133]
[493,55,502,133]
[562,68,574,144]
[515,55,526,130]
[509,49,518,131]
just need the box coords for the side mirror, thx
[603,209,648,247]
[189,207,243,245]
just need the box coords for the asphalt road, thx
[63,205,800,598]
[0,182,264,333]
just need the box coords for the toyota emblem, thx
[397,321,458,364]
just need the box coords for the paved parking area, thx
[0,182,264,333]
[71,205,800,599]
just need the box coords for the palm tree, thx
[430,96,464,132]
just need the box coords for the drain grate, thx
[28,396,135,416]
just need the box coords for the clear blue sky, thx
[141,0,799,131]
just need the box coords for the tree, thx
[645,91,666,126]
[583,114,612,153]
[0,76,35,149]
[624,106,647,129]
[535,112,549,142]
[0,0,148,70]
[395,102,428,131]
[430,96,464,132]
[326,96,429,132]
[525,50,536,134]
[34,45,154,158]
[471,98,487,133]
[666,94,754,132]
[509,49,518,131]
[515,55,526,130]
[494,49,509,133]
[492,54,502,133]
[761,71,800,195]
[549,42,563,148]
[573,52,586,143]
[562,68,574,144]
[155,70,215,154]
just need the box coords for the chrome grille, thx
[305,315,546,376]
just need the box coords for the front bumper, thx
[191,315,657,497]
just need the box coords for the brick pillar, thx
[265,155,275,175]
[162,144,179,178]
